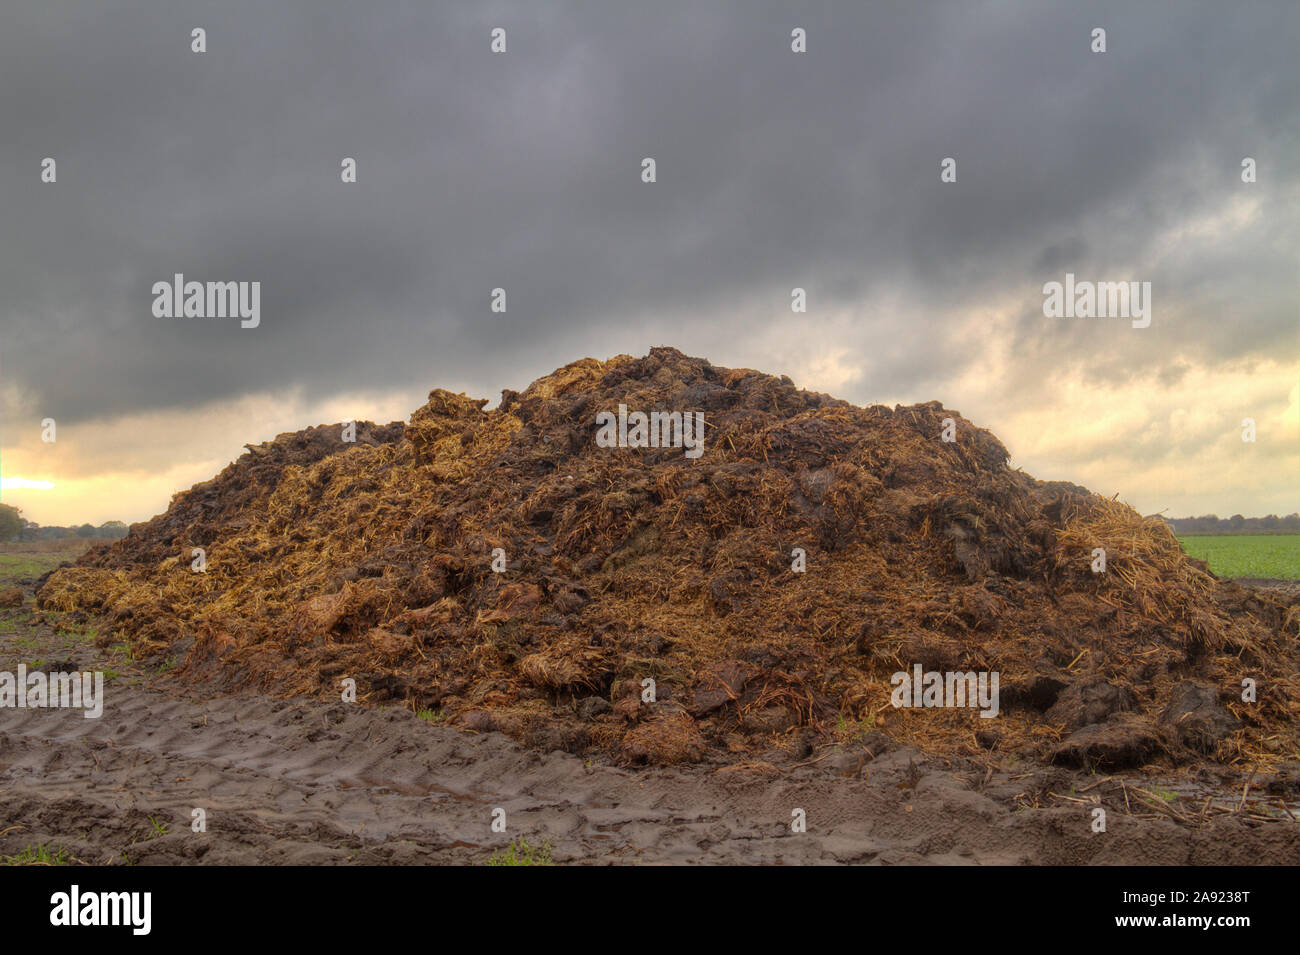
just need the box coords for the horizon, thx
[3,347,1297,527]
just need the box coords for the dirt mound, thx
[38,348,1300,769]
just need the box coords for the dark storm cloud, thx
[1,0,1296,424]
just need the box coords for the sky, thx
[1,0,1297,526]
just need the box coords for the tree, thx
[0,504,21,542]
[1191,514,1220,533]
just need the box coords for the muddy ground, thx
[1,553,1297,865]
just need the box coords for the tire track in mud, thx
[4,683,1299,865]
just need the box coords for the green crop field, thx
[0,541,97,588]
[1177,534,1300,580]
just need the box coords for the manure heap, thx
[41,348,1299,768]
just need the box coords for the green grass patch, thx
[834,713,876,742]
[486,839,554,866]
[0,611,34,633]
[2,843,70,865]
[1177,535,1300,579]
[53,619,97,639]
[0,553,72,587]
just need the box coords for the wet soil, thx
[2,572,1297,865]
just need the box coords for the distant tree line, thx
[0,503,128,542]
[1159,513,1300,535]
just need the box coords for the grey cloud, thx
[1,0,1296,432]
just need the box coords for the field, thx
[1177,534,1300,580]
[8,536,1297,584]
[0,539,103,589]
